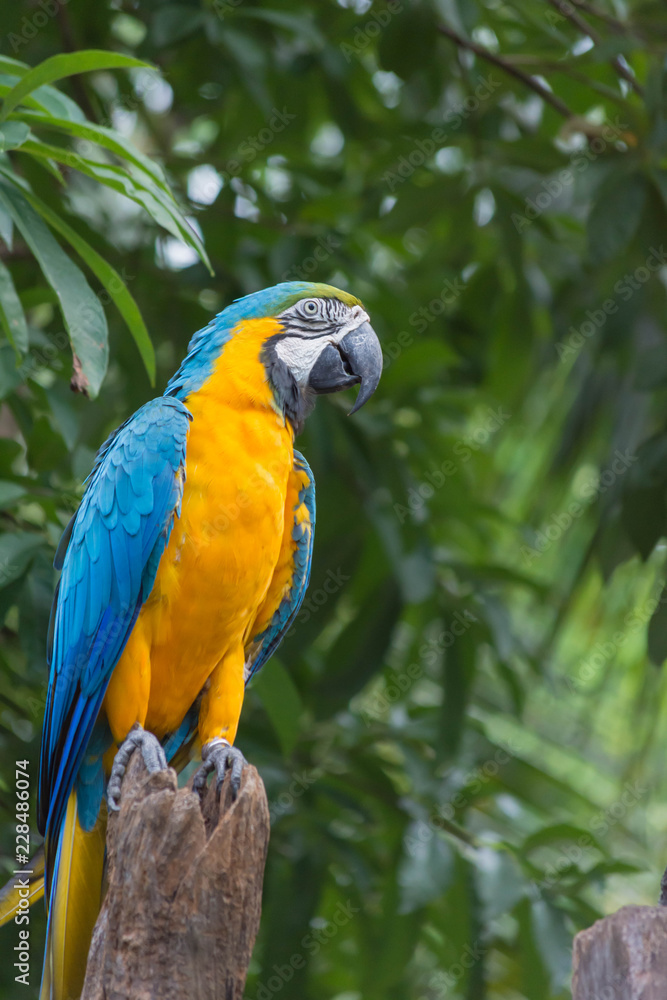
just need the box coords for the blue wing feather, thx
[244,450,315,683]
[38,397,191,872]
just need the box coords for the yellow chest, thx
[137,318,294,732]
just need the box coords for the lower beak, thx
[308,322,383,414]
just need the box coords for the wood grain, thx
[82,753,270,1000]
[572,905,667,1000]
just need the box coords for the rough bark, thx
[81,753,270,1000]
[572,905,667,1000]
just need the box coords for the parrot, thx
[0,280,382,1000]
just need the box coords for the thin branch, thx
[504,57,636,109]
[544,0,643,96]
[436,23,575,121]
[569,0,641,38]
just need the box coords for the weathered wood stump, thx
[572,905,667,999]
[81,752,270,1000]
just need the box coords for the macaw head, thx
[166,281,382,428]
[263,282,383,418]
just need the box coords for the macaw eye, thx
[302,299,319,316]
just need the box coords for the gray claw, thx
[193,738,247,800]
[107,723,168,812]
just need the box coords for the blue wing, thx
[38,396,191,859]
[244,450,315,684]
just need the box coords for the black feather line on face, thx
[278,295,350,337]
[261,335,314,435]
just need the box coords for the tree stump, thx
[572,905,667,999]
[81,752,270,1000]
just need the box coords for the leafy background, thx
[1,1,667,997]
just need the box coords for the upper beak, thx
[308,321,382,415]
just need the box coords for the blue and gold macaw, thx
[0,281,382,1000]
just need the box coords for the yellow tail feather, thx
[0,848,45,926]
[41,793,106,1000]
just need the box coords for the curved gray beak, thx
[308,321,382,415]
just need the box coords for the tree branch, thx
[436,23,575,121]
[568,0,642,39]
[572,906,667,998]
[81,753,270,1000]
[544,0,644,97]
[502,57,634,109]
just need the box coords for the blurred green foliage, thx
[2,1,667,997]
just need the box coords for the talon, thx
[192,738,247,800]
[107,723,167,811]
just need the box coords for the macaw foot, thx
[192,737,247,800]
[107,723,168,812]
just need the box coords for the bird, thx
[0,280,382,1000]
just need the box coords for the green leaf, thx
[24,146,65,185]
[575,858,645,885]
[0,122,30,152]
[588,172,647,265]
[635,344,667,390]
[0,532,44,588]
[252,659,303,756]
[441,627,477,759]
[398,821,454,912]
[315,578,402,715]
[0,51,151,122]
[530,899,573,992]
[17,110,172,194]
[0,482,26,509]
[0,198,12,249]
[475,847,526,921]
[235,8,323,43]
[0,76,86,124]
[522,822,605,856]
[0,343,23,398]
[150,5,206,47]
[0,258,28,355]
[621,434,667,559]
[648,582,667,665]
[378,4,438,79]
[381,338,458,394]
[30,83,87,123]
[0,58,28,77]
[21,139,212,273]
[651,168,667,220]
[0,180,108,397]
[27,415,67,472]
[13,184,155,383]
[30,88,86,125]
[0,438,21,467]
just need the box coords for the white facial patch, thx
[274,305,370,386]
